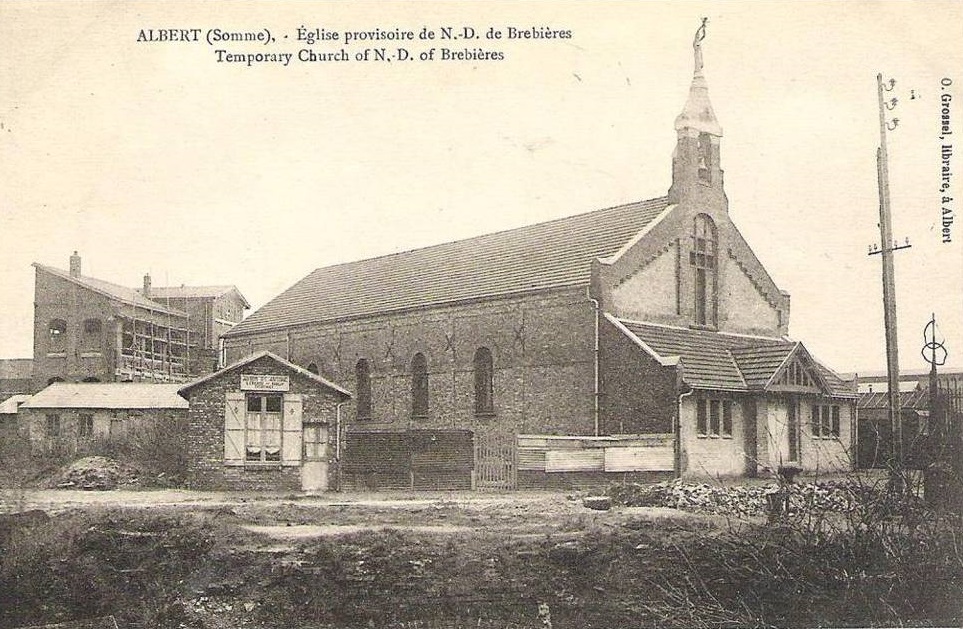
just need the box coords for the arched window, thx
[307,362,320,375]
[697,132,713,182]
[82,318,102,350]
[411,353,428,419]
[355,359,372,420]
[48,319,67,345]
[690,214,718,326]
[474,347,494,416]
[47,376,65,386]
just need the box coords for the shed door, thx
[301,423,329,492]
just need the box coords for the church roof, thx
[226,196,670,337]
[617,319,855,397]
[33,263,188,317]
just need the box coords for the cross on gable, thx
[332,336,342,371]
[513,323,526,353]
[384,331,395,362]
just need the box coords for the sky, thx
[1,1,961,376]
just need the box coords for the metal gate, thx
[474,432,516,491]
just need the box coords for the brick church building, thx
[222,26,857,484]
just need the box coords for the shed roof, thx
[20,383,189,410]
[178,351,352,399]
[226,196,670,336]
[0,394,31,414]
[616,319,855,397]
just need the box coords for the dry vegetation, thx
[1,476,961,629]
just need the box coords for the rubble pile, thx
[608,479,868,517]
[52,456,140,490]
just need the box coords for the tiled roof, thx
[617,319,855,396]
[226,197,670,336]
[143,285,251,308]
[34,264,187,317]
[20,383,188,410]
[730,345,796,389]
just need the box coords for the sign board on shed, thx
[240,374,290,391]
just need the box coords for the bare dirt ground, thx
[1,485,960,629]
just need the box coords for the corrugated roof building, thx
[220,27,856,484]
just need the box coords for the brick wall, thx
[598,316,678,435]
[183,355,344,491]
[223,289,598,438]
[33,270,118,390]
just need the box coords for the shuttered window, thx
[224,390,303,466]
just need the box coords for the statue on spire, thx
[693,17,708,75]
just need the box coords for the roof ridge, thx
[306,195,669,274]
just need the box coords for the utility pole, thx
[868,74,911,482]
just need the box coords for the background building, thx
[30,252,248,390]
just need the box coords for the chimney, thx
[143,273,152,299]
[69,251,81,277]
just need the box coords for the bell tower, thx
[668,18,725,207]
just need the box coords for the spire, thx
[674,18,722,137]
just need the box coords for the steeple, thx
[668,18,725,205]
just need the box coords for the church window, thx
[355,359,372,420]
[307,362,320,375]
[697,132,712,182]
[690,214,717,326]
[411,353,428,419]
[473,347,494,416]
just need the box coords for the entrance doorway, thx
[301,423,329,492]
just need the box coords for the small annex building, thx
[177,351,351,492]
[17,382,188,454]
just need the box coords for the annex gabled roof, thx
[20,383,189,410]
[141,285,251,308]
[33,264,187,317]
[0,394,31,414]
[616,319,856,397]
[226,196,670,337]
[178,351,352,399]
[858,387,929,410]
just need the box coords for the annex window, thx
[245,393,283,462]
[46,413,61,438]
[411,353,428,419]
[355,359,372,420]
[696,398,732,438]
[48,319,67,344]
[78,413,94,439]
[689,214,717,327]
[303,424,325,461]
[811,404,841,439]
[474,347,494,416]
